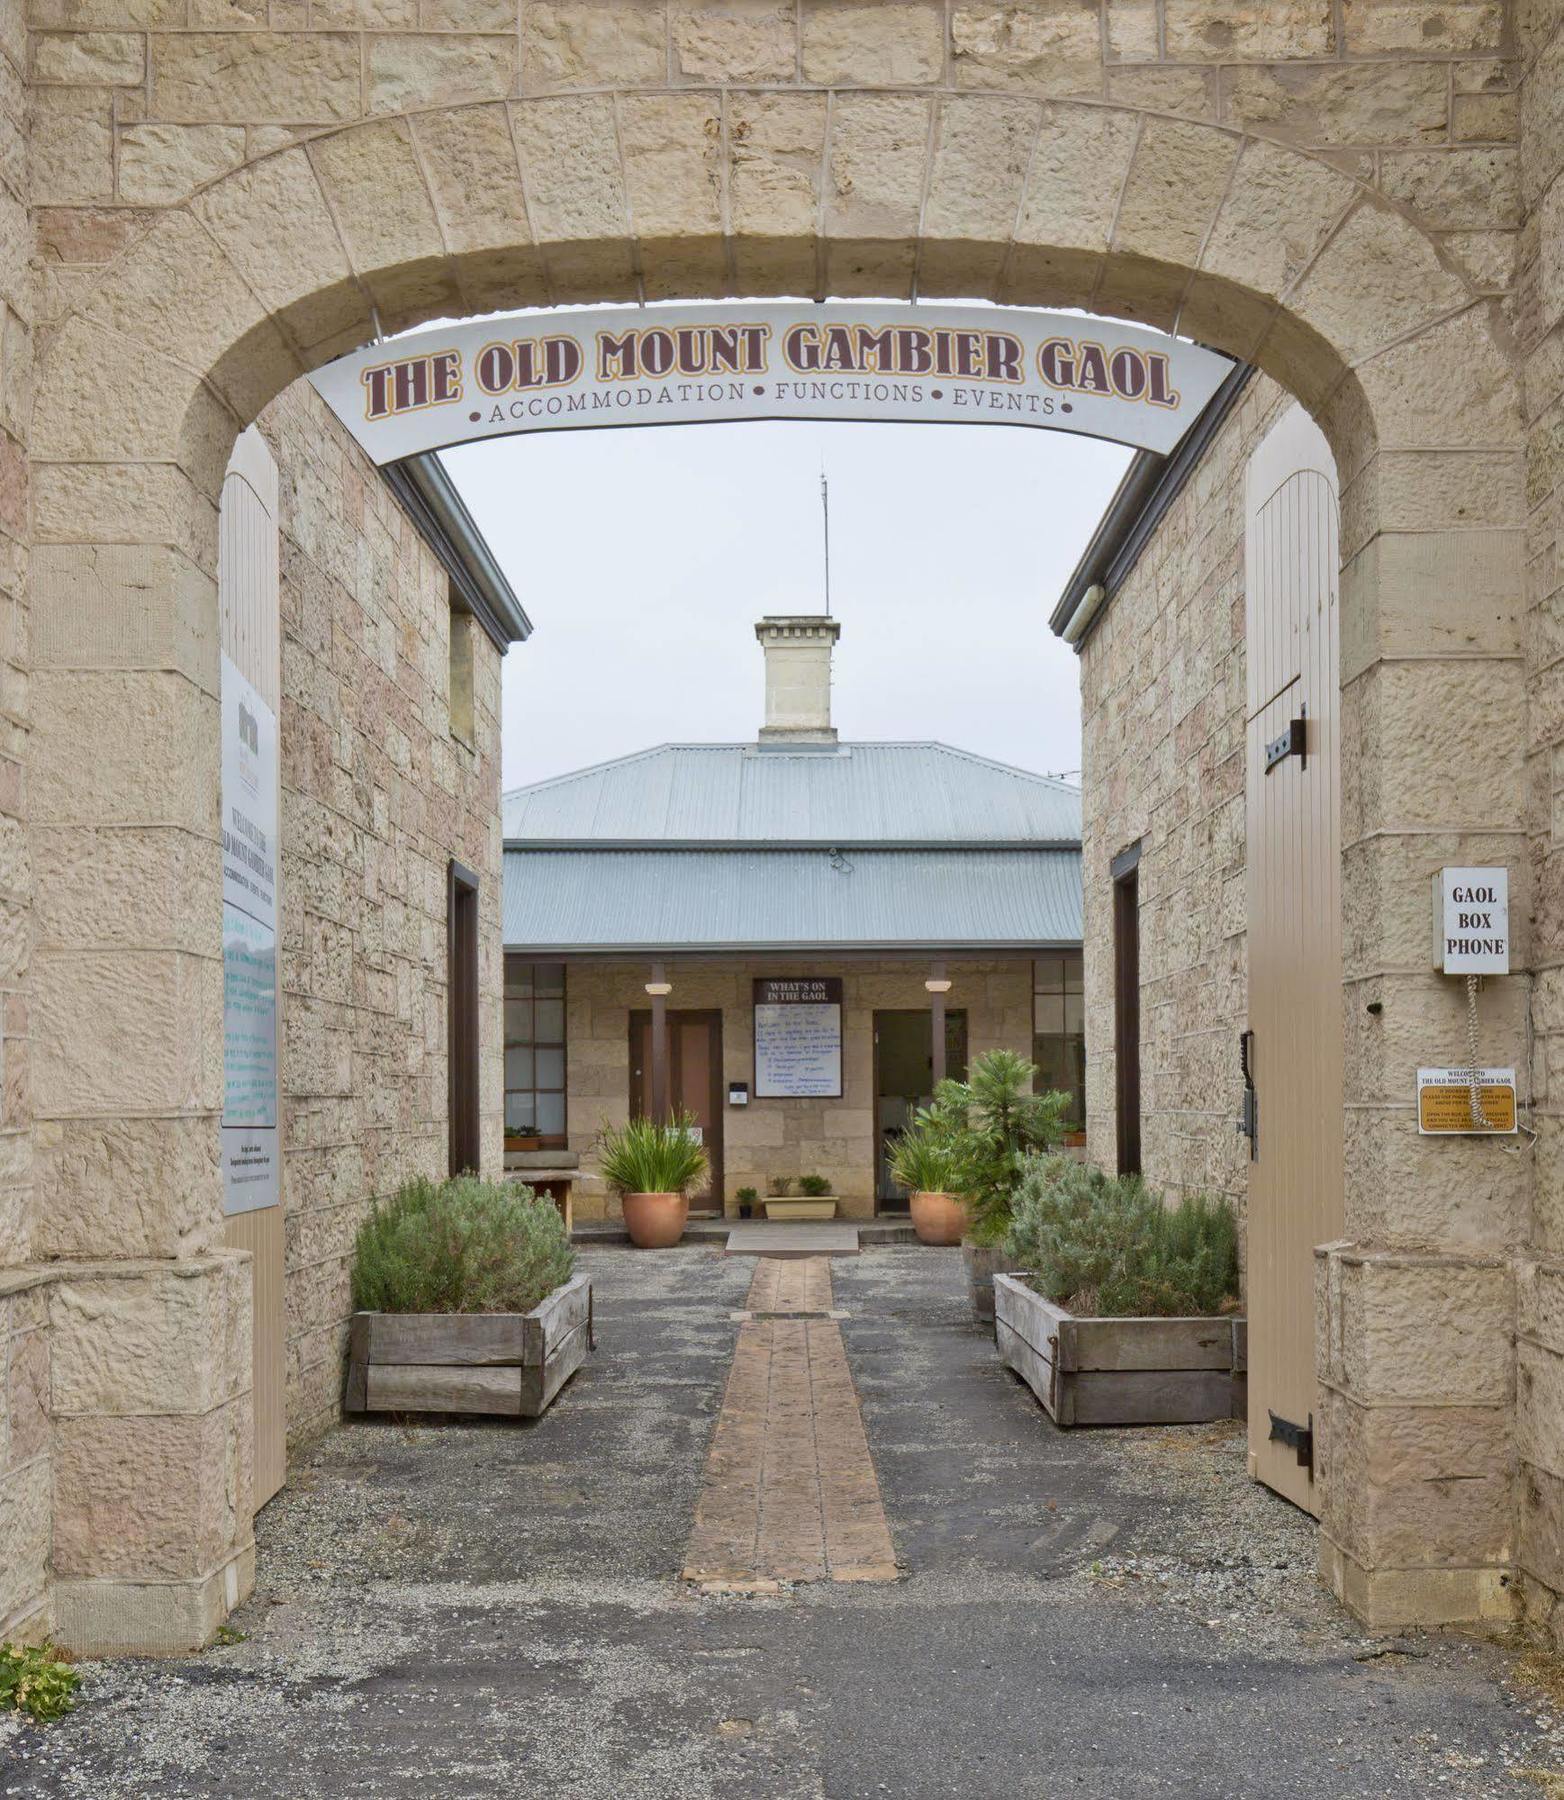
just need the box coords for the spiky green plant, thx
[915,1049,1071,1246]
[350,1175,574,1315]
[798,1174,832,1197]
[595,1113,709,1195]
[1004,1153,1239,1318]
[886,1124,962,1197]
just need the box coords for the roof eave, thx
[501,939,1080,958]
[382,452,532,651]
[502,837,1083,852]
[1049,360,1257,652]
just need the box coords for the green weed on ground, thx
[0,1643,79,1725]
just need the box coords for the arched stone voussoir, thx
[27,92,1519,484]
[1284,200,1474,371]
[33,315,215,470]
[71,209,308,434]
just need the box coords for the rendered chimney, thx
[755,615,841,744]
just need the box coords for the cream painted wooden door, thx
[1243,404,1344,1516]
[219,426,288,1512]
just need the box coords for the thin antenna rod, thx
[821,465,831,617]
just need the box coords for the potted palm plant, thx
[596,1113,709,1248]
[888,1127,965,1246]
[916,1049,1071,1320]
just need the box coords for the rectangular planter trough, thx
[345,1274,592,1419]
[993,1273,1245,1427]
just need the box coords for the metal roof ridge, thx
[503,738,1079,798]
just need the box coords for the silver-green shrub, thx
[350,1175,575,1315]
[1004,1154,1239,1318]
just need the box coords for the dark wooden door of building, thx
[872,1009,967,1210]
[629,1009,723,1209]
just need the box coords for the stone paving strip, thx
[682,1256,899,1593]
[742,1253,834,1316]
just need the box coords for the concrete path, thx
[722,1221,861,1257]
[7,1248,1562,1799]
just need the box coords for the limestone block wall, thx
[1078,371,1292,1231]
[14,2,1524,246]
[0,0,36,1646]
[560,957,1033,1222]
[0,1274,49,1645]
[1517,0,1564,1657]
[257,378,505,1453]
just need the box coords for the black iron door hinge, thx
[1264,704,1307,774]
[1269,1409,1314,1478]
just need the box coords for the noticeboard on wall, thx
[753,978,843,1099]
[220,652,280,1216]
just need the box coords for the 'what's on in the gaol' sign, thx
[309,304,1235,466]
[1417,1068,1518,1135]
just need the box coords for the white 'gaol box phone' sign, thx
[1432,867,1509,975]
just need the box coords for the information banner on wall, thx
[754,978,843,1099]
[221,652,279,1215]
[309,304,1235,465]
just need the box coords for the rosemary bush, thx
[350,1175,574,1316]
[595,1113,709,1195]
[1004,1154,1239,1318]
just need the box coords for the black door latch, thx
[1238,1029,1257,1160]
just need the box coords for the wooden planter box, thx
[764,1196,837,1220]
[993,1273,1245,1427]
[345,1274,592,1419]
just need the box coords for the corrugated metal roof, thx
[502,743,1082,847]
[502,848,1082,952]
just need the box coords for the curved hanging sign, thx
[309,304,1234,466]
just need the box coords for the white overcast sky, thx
[446,419,1130,792]
[443,412,1131,795]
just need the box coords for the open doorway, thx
[873,1010,968,1213]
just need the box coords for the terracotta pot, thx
[909,1190,968,1247]
[621,1191,689,1248]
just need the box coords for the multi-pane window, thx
[504,958,567,1150]
[1033,953,1086,1131]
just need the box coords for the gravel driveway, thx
[3,1247,1561,1799]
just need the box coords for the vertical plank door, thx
[1243,403,1344,1516]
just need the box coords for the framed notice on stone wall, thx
[753,978,843,1099]
[221,652,280,1215]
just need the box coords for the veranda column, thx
[926,962,951,1090]
[647,963,671,1124]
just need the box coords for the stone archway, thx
[24,86,1526,1646]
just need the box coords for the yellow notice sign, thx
[1417,1068,1517,1135]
